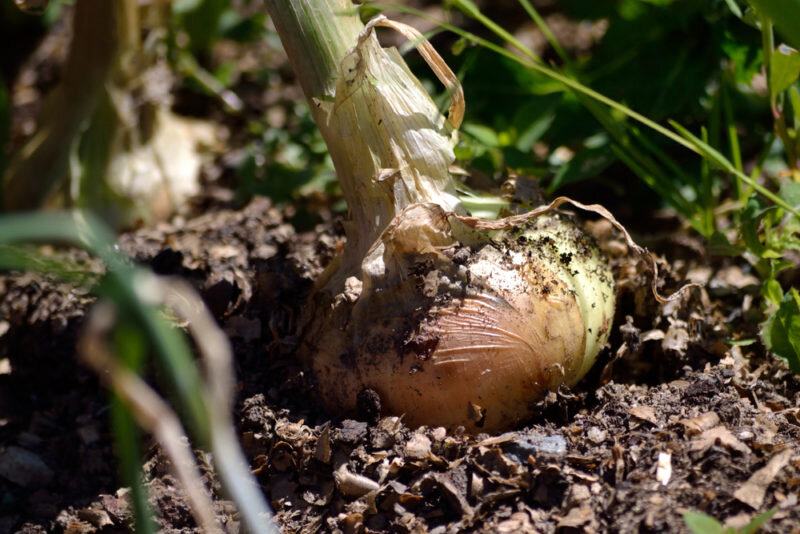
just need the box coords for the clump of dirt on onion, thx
[265,0,615,433]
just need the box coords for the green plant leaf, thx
[741,195,776,256]
[748,0,800,50]
[761,287,800,374]
[779,181,800,207]
[722,30,763,84]
[724,0,744,18]
[709,231,744,256]
[451,0,480,18]
[669,121,800,217]
[683,511,724,534]
[548,144,616,192]
[173,0,230,53]
[462,122,502,147]
[770,44,800,96]
[790,86,800,124]
[762,277,784,305]
[740,508,778,534]
[670,121,735,172]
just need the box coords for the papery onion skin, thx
[262,0,615,433]
[303,207,615,433]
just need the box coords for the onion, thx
[265,0,618,433]
[303,203,614,433]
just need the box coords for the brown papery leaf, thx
[678,412,720,436]
[690,426,751,455]
[734,449,793,508]
[628,405,658,426]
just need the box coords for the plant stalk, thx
[4,0,120,210]
[264,0,463,274]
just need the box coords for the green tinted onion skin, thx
[304,209,615,433]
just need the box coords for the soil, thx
[2,195,800,534]
[2,3,800,534]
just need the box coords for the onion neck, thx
[265,0,463,267]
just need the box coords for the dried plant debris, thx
[2,198,800,533]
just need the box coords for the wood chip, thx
[314,425,331,464]
[734,449,793,508]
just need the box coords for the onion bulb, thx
[264,0,617,433]
[303,203,614,433]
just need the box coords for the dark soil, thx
[2,195,800,533]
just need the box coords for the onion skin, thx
[263,1,616,433]
[302,204,615,433]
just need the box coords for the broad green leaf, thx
[173,0,229,53]
[512,96,560,150]
[748,0,800,50]
[709,231,744,256]
[683,512,724,534]
[779,181,800,207]
[761,288,800,374]
[770,44,800,96]
[722,31,763,84]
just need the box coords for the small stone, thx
[0,446,54,489]
[404,434,431,459]
[586,426,607,444]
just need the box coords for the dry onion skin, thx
[265,1,619,433]
[304,203,615,433]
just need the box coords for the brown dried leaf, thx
[628,405,658,425]
[557,505,594,528]
[734,449,793,509]
[678,412,720,436]
[497,512,536,533]
[334,464,380,498]
[690,426,751,455]
[370,17,464,128]
[662,324,690,354]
